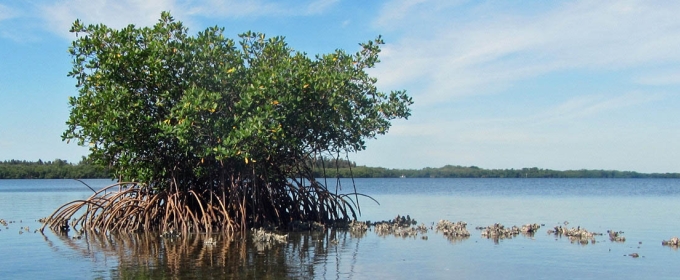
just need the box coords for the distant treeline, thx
[309,156,357,169]
[313,164,680,178]
[2,159,678,179]
[0,159,111,179]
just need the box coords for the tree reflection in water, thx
[44,228,365,279]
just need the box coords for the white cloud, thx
[635,70,680,86]
[373,0,428,28]
[40,0,183,38]
[38,0,338,39]
[305,0,339,15]
[176,0,338,18]
[527,92,663,126]
[365,0,680,171]
[373,0,465,31]
[0,4,17,21]
[0,3,39,42]
[383,89,664,165]
[365,91,671,171]
[372,0,680,105]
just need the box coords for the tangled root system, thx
[41,177,370,234]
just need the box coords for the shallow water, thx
[1,178,679,279]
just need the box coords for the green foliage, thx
[64,12,412,190]
[0,159,111,179]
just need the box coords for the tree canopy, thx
[64,11,411,189]
[45,12,412,233]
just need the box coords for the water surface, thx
[1,178,679,279]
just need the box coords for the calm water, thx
[1,178,679,279]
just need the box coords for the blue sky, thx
[1,0,679,173]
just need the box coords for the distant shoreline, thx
[312,165,680,179]
[2,160,678,179]
[0,159,110,179]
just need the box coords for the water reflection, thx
[7,178,680,280]
[42,229,365,279]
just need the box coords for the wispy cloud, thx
[528,92,664,126]
[0,3,40,42]
[36,0,338,39]
[372,0,680,105]
[634,70,680,86]
[39,0,183,38]
[305,0,339,15]
[188,0,338,17]
[388,90,663,148]
[0,3,18,22]
[372,0,429,28]
[373,0,464,31]
[371,89,668,170]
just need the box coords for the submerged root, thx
[252,228,288,243]
[251,228,288,251]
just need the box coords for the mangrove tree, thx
[42,12,412,234]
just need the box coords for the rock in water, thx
[662,236,680,247]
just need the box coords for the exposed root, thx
[41,179,366,234]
